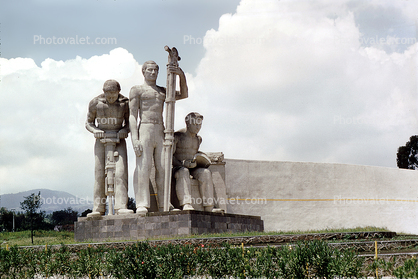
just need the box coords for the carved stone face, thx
[187,119,202,135]
[104,90,119,104]
[144,64,158,81]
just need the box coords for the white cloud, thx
[0,57,38,76]
[0,48,143,197]
[1,0,417,198]
[179,0,418,166]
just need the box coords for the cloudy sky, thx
[1,0,417,199]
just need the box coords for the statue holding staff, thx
[129,54,188,215]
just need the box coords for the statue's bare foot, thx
[86,211,103,218]
[158,203,178,212]
[183,204,194,211]
[204,206,223,213]
[117,209,134,215]
[204,206,213,212]
[211,208,224,213]
[168,203,181,212]
[136,206,148,216]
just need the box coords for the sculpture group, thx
[85,47,222,217]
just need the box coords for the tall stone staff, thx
[163,46,181,211]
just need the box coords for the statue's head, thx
[185,112,203,135]
[102,79,120,104]
[142,61,159,81]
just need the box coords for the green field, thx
[0,226,389,247]
[0,230,75,247]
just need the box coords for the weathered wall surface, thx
[224,159,418,234]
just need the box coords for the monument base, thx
[74,211,264,242]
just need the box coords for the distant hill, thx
[0,189,93,214]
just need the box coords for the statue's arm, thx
[85,98,103,138]
[129,87,142,156]
[118,99,130,139]
[129,88,139,141]
[197,135,202,151]
[172,134,183,167]
[177,68,188,100]
[168,67,188,100]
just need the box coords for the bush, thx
[0,240,366,278]
[392,257,418,278]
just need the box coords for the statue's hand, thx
[94,131,104,139]
[133,140,143,157]
[118,130,128,139]
[183,159,197,169]
[168,65,183,76]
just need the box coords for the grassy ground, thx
[0,230,74,247]
[146,226,391,242]
[0,227,391,247]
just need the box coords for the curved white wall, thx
[224,159,418,234]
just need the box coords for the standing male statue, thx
[173,112,223,213]
[86,80,133,217]
[129,61,188,215]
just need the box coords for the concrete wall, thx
[224,159,418,234]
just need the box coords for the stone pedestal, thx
[74,211,264,242]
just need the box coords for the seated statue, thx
[173,112,223,213]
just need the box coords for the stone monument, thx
[85,79,133,217]
[74,46,264,242]
[128,53,188,215]
[173,112,223,213]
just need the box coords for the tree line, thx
[0,192,137,233]
[397,135,418,169]
[0,193,90,233]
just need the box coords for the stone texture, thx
[74,211,263,242]
[225,159,418,234]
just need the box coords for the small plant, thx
[393,257,418,278]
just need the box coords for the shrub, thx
[0,240,367,278]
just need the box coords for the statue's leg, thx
[133,164,138,206]
[92,139,106,214]
[192,168,214,211]
[135,124,153,209]
[174,167,192,207]
[114,139,129,212]
[154,124,166,210]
